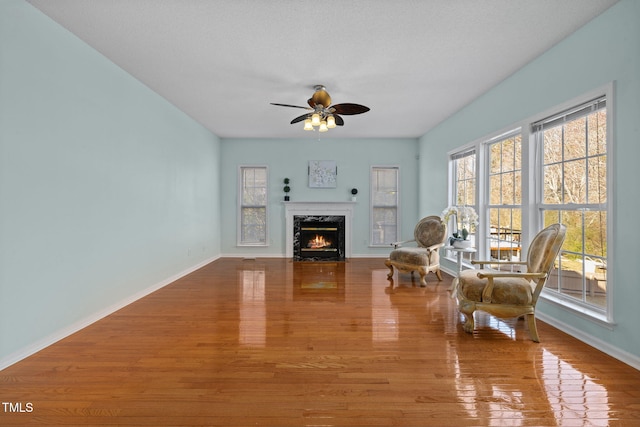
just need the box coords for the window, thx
[486,131,523,261]
[445,149,477,260]
[447,87,612,321]
[370,166,399,246]
[238,166,268,246]
[452,148,476,208]
[534,96,608,312]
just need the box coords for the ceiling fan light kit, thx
[271,85,369,133]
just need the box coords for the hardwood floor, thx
[1,258,639,426]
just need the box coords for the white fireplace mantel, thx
[284,201,356,258]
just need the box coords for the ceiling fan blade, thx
[333,114,344,126]
[271,103,312,110]
[307,98,316,108]
[290,113,309,124]
[331,103,370,115]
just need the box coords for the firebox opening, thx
[294,216,345,261]
[302,227,337,251]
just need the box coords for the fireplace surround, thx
[284,202,355,260]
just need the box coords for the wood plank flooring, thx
[1,258,639,426]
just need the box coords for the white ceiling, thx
[27,0,618,139]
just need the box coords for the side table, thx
[445,246,477,296]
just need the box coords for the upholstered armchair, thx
[456,223,566,342]
[385,215,447,287]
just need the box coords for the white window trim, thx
[237,165,269,247]
[445,144,478,266]
[530,83,615,323]
[482,127,525,262]
[369,165,400,247]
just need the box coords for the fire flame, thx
[307,234,332,249]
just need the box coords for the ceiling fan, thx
[271,85,370,132]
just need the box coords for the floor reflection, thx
[449,318,613,425]
[452,345,553,425]
[540,348,611,425]
[292,261,345,301]
[238,266,266,347]
[372,270,399,342]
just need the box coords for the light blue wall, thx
[419,0,640,361]
[0,1,221,364]
[220,138,419,257]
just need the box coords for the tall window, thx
[453,149,476,207]
[487,131,522,261]
[370,166,399,246]
[238,166,268,246]
[534,96,608,311]
[444,149,477,260]
[451,148,477,237]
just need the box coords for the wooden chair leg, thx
[526,313,540,342]
[458,300,476,334]
[418,272,427,287]
[384,260,394,279]
[461,312,475,333]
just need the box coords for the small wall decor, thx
[308,160,337,188]
[283,177,291,201]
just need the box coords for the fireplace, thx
[284,201,355,259]
[294,216,345,261]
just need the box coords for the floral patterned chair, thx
[385,216,447,287]
[456,223,566,342]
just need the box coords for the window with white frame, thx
[238,166,268,246]
[534,96,608,312]
[486,131,523,261]
[445,149,477,255]
[452,148,476,208]
[445,146,477,260]
[448,90,611,320]
[370,166,399,246]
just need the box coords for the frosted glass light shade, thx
[303,118,313,131]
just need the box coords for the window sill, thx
[540,291,615,330]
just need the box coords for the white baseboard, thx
[535,312,640,371]
[0,255,219,371]
[350,253,389,258]
[220,253,287,259]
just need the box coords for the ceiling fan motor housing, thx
[310,86,331,108]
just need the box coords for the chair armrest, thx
[477,271,547,280]
[478,271,547,303]
[472,260,527,267]
[425,242,445,252]
[391,239,416,249]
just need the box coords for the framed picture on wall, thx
[308,160,337,188]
